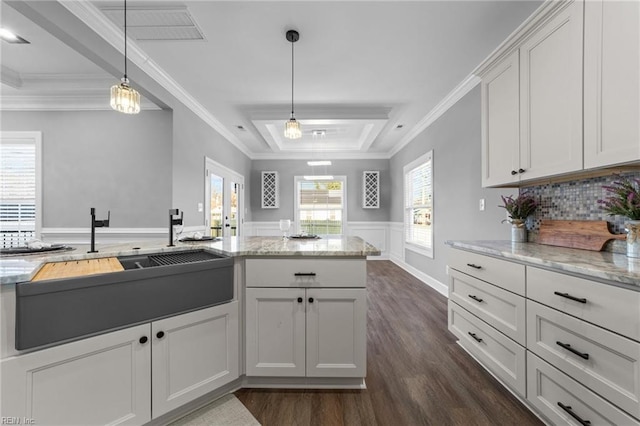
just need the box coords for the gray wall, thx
[1,110,173,228]
[251,159,390,222]
[390,86,513,285]
[172,103,253,226]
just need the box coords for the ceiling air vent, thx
[100,6,205,41]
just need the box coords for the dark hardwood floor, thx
[235,260,542,426]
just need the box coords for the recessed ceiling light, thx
[395,124,404,130]
[307,160,332,166]
[236,125,246,131]
[0,28,30,44]
[312,129,326,137]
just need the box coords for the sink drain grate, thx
[148,250,220,266]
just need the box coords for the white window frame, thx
[0,131,42,245]
[403,150,433,258]
[294,176,348,236]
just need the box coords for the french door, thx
[205,158,244,238]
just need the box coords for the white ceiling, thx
[1,0,542,158]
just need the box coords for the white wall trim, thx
[41,227,167,245]
[59,1,252,159]
[390,257,448,298]
[389,74,481,158]
[1,95,161,111]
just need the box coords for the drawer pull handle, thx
[468,295,483,303]
[556,341,589,360]
[557,402,591,425]
[466,263,482,270]
[554,291,587,304]
[294,272,316,277]
[468,332,483,343]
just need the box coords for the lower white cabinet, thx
[1,303,239,425]
[152,302,239,417]
[1,324,151,426]
[246,287,366,378]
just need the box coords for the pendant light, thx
[110,0,141,114]
[284,30,301,139]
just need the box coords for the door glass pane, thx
[230,181,239,236]
[210,174,224,237]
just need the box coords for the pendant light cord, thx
[291,39,294,116]
[124,0,128,80]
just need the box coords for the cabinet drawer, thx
[527,266,640,342]
[448,302,526,397]
[527,352,640,426]
[448,250,525,295]
[449,269,526,345]
[245,258,366,288]
[527,300,640,418]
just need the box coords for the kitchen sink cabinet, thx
[584,0,640,168]
[1,324,151,426]
[245,287,366,378]
[1,303,239,425]
[151,302,239,417]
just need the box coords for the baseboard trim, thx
[390,257,449,298]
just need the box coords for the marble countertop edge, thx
[446,240,640,288]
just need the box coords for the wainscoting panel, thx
[389,222,404,263]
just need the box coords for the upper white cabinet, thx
[583,0,640,168]
[481,50,520,187]
[518,0,583,181]
[481,1,584,187]
[480,0,639,187]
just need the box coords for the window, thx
[404,151,433,258]
[294,176,347,235]
[0,132,42,248]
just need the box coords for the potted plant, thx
[499,193,538,243]
[598,175,640,258]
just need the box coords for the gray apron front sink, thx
[16,250,233,350]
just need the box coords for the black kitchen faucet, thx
[88,207,110,253]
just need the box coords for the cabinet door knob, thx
[518,168,525,174]
[156,331,165,339]
[308,297,314,303]
[297,297,303,303]
[139,336,148,344]
[511,170,518,175]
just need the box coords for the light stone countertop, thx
[0,236,380,285]
[446,240,640,288]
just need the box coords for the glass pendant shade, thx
[110,78,140,114]
[284,116,302,139]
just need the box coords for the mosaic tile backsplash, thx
[520,171,640,252]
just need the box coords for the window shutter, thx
[1,142,36,247]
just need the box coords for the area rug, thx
[169,394,260,426]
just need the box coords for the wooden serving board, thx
[31,257,124,282]
[537,220,626,251]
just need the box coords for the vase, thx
[626,220,640,258]
[511,219,527,243]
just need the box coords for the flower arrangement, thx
[499,193,538,222]
[598,175,640,220]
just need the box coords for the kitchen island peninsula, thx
[0,236,380,426]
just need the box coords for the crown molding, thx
[388,74,480,158]
[1,65,23,88]
[1,94,161,111]
[59,0,253,158]
[250,151,390,161]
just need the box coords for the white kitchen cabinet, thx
[1,302,240,424]
[584,0,640,168]
[518,0,583,181]
[481,50,521,187]
[152,302,239,417]
[0,324,151,426]
[245,287,366,378]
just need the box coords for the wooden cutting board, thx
[537,220,626,251]
[31,257,124,281]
